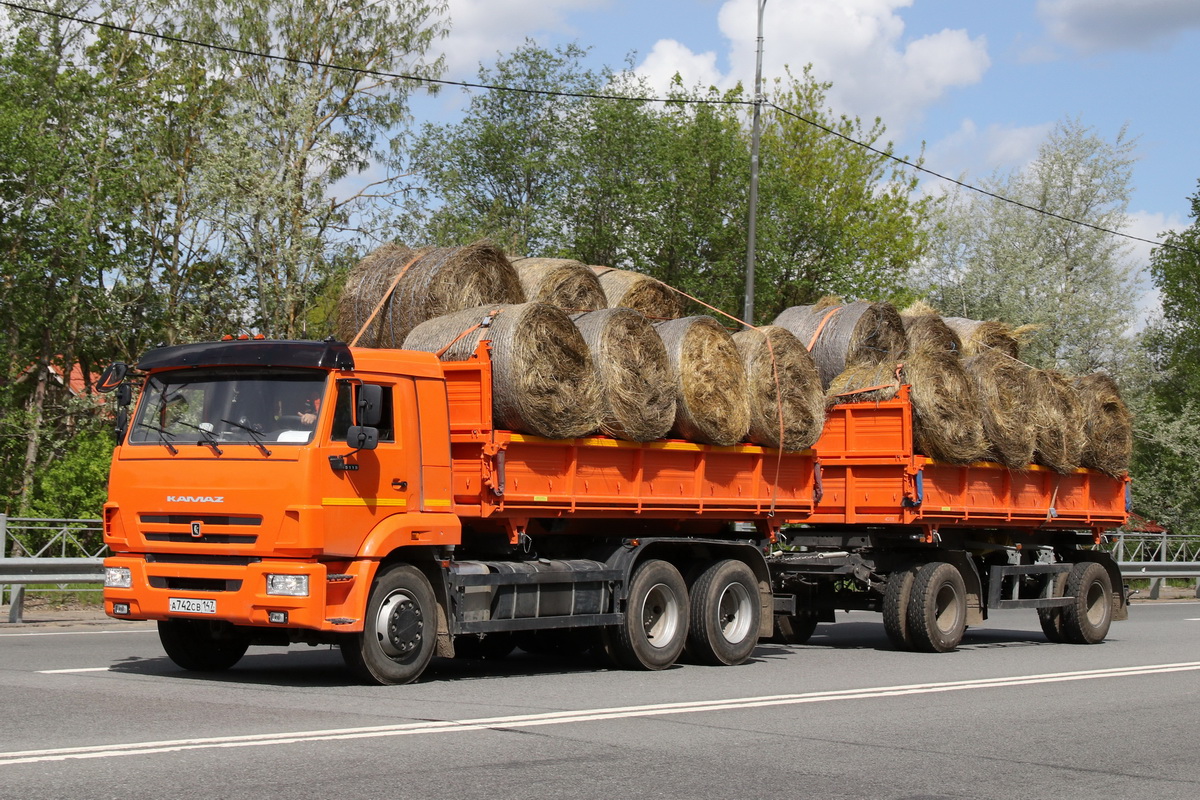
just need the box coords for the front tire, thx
[1062,562,1113,644]
[158,619,250,672]
[604,559,689,670]
[342,564,437,685]
[906,561,967,653]
[687,559,761,665]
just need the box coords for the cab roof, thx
[136,339,354,371]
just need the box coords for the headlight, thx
[104,567,132,589]
[266,574,309,597]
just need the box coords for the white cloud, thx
[637,39,724,91]
[632,0,990,134]
[924,119,1054,186]
[439,0,611,78]
[1037,0,1200,53]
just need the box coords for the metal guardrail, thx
[1,515,108,623]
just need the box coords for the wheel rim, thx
[716,581,754,643]
[376,589,424,660]
[934,582,962,634]
[1084,579,1107,626]
[640,582,680,649]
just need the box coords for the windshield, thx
[129,368,328,448]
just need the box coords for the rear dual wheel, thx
[687,560,761,665]
[604,559,689,670]
[1061,562,1113,644]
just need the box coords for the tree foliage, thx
[919,118,1140,374]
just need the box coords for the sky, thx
[422,0,1200,320]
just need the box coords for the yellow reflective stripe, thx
[424,498,451,507]
[322,498,407,508]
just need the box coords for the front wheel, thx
[604,559,689,670]
[906,561,967,653]
[1062,562,1113,644]
[687,559,761,665]
[158,619,251,672]
[342,564,437,685]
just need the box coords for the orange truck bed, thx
[441,349,1127,536]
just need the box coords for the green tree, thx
[1130,181,1200,535]
[412,41,599,254]
[181,0,449,337]
[756,67,929,320]
[919,118,1140,374]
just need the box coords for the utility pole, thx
[742,0,766,326]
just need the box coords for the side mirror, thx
[357,384,383,428]
[346,425,379,451]
[116,383,132,407]
[97,362,128,393]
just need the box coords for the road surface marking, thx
[0,629,155,638]
[38,667,112,674]
[3,661,1200,766]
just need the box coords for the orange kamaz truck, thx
[99,338,1129,684]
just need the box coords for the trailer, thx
[99,338,1128,684]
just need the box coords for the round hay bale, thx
[1028,368,1086,474]
[902,349,988,463]
[654,316,750,446]
[962,349,1037,469]
[512,257,607,313]
[1074,372,1132,477]
[826,360,902,405]
[732,326,825,452]
[402,303,601,439]
[943,317,1020,359]
[773,300,907,389]
[571,308,674,442]
[592,267,684,320]
[337,241,525,347]
[901,305,963,356]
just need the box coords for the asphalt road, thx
[2,603,1198,800]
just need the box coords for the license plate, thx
[169,597,217,614]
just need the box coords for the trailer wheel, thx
[1062,562,1113,644]
[1037,571,1069,643]
[342,564,437,685]
[604,559,689,670]
[907,561,967,653]
[686,559,761,665]
[882,567,918,651]
[157,619,250,672]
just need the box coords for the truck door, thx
[318,377,420,557]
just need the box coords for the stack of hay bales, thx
[336,242,1132,477]
[511,258,607,313]
[336,241,524,347]
[773,299,908,391]
[592,266,684,320]
[732,326,825,452]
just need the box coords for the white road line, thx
[3,661,1199,766]
[0,629,155,638]
[38,667,112,674]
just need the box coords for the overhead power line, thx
[2,0,1197,258]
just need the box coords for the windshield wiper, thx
[134,421,179,455]
[221,418,272,456]
[174,420,224,455]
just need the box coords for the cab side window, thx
[331,382,395,443]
